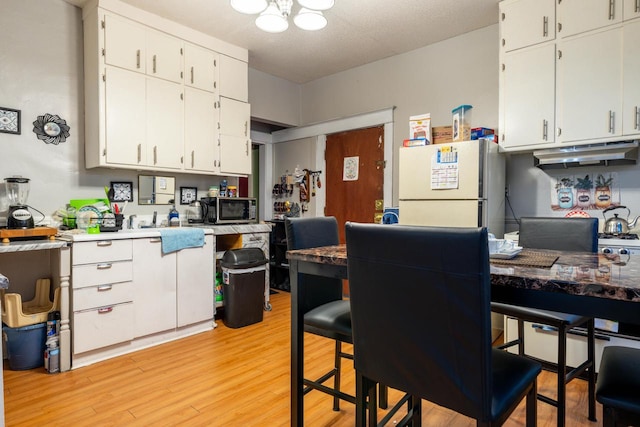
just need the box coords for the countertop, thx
[0,239,68,253]
[59,223,272,242]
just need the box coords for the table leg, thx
[290,260,304,427]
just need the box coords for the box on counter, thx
[409,113,431,143]
[432,126,453,144]
[471,127,495,140]
[403,138,429,147]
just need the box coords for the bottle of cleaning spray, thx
[169,201,180,227]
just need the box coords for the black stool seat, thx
[596,346,640,425]
[304,300,352,343]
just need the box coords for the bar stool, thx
[492,217,598,427]
[596,346,640,427]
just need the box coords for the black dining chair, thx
[595,346,640,427]
[491,216,598,427]
[346,223,542,426]
[285,216,386,411]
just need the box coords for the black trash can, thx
[221,248,268,328]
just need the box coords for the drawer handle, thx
[96,263,112,270]
[97,241,113,247]
[98,307,113,314]
[97,285,113,292]
[150,238,162,243]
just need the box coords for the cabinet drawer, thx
[73,260,133,289]
[73,302,134,354]
[73,281,132,311]
[72,240,133,265]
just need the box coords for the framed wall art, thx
[180,186,198,205]
[0,107,21,135]
[111,181,134,202]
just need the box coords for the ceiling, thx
[65,0,499,84]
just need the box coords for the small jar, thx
[228,186,237,197]
[208,186,219,197]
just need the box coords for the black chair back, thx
[285,216,343,314]
[518,217,598,253]
[346,223,493,420]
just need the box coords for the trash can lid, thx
[221,247,267,268]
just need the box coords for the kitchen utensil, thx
[188,200,207,223]
[4,176,34,229]
[603,206,640,235]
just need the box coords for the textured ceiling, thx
[65,0,500,83]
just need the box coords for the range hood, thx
[533,141,639,169]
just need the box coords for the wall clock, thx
[180,186,198,205]
[111,181,134,202]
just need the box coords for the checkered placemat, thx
[491,249,558,268]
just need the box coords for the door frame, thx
[267,107,395,218]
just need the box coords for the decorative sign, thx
[32,113,70,144]
[343,156,359,181]
[0,107,20,134]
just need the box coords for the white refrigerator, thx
[398,139,506,237]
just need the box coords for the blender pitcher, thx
[4,176,34,228]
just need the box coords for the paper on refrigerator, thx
[431,146,459,190]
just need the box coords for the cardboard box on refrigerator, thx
[409,113,431,142]
[432,126,453,144]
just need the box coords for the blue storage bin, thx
[3,322,46,370]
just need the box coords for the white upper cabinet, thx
[558,27,623,142]
[146,78,184,169]
[623,20,640,135]
[624,0,640,20]
[558,0,623,38]
[219,97,251,175]
[103,13,146,73]
[184,87,220,173]
[184,43,219,93]
[500,0,556,52]
[501,44,556,148]
[219,55,248,102]
[146,29,183,84]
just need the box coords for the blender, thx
[4,176,34,229]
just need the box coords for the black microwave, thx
[200,197,258,224]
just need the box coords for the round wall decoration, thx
[32,113,70,145]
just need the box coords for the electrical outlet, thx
[505,186,510,197]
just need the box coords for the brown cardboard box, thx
[432,126,453,144]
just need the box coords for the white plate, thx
[77,205,102,229]
[490,246,523,259]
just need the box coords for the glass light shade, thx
[256,2,289,33]
[230,0,268,14]
[297,0,334,11]
[293,8,327,31]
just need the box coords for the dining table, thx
[287,244,640,427]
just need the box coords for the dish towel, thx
[159,228,205,254]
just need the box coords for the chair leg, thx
[517,319,525,355]
[526,379,538,427]
[557,325,567,427]
[602,405,615,427]
[379,384,388,409]
[333,340,342,411]
[409,395,422,427]
[355,372,368,427]
[587,319,596,422]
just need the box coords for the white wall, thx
[249,68,300,127]
[0,0,237,225]
[272,138,317,218]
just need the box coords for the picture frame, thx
[0,107,21,135]
[111,181,134,202]
[180,186,198,205]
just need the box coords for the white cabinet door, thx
[558,27,623,142]
[176,234,214,327]
[500,0,556,52]
[501,43,556,149]
[105,66,147,165]
[132,238,177,337]
[625,0,640,19]
[219,55,248,102]
[623,19,640,135]
[103,13,145,73]
[146,29,183,84]
[146,78,184,169]
[184,43,219,93]
[558,0,623,37]
[184,87,220,173]
[219,97,251,175]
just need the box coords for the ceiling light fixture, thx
[230,0,332,33]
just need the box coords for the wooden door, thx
[325,126,384,243]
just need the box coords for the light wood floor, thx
[4,291,601,426]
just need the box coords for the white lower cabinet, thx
[177,234,214,327]
[505,317,640,372]
[132,237,177,337]
[71,240,134,354]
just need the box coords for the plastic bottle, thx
[220,179,228,197]
[169,203,180,227]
